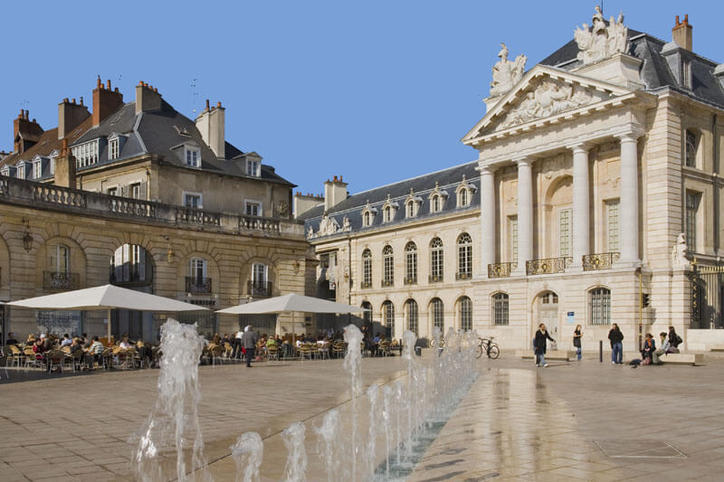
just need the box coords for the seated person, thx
[69,337,87,368]
[266,336,278,348]
[5,332,18,346]
[32,337,47,360]
[136,340,153,366]
[119,336,133,350]
[667,326,682,353]
[641,333,655,365]
[60,333,73,347]
[653,332,670,365]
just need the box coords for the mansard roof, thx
[301,161,480,237]
[541,31,724,108]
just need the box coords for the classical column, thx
[480,166,496,277]
[515,157,533,274]
[618,133,641,264]
[571,143,591,268]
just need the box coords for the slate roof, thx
[301,161,480,238]
[1,116,93,167]
[540,30,724,108]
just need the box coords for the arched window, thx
[431,298,444,332]
[405,242,417,284]
[361,249,372,288]
[589,287,611,325]
[382,300,395,338]
[361,301,373,325]
[459,296,472,331]
[406,201,415,218]
[382,245,394,286]
[685,129,699,168]
[111,244,152,285]
[492,292,509,326]
[457,233,472,279]
[459,188,468,207]
[188,257,210,294]
[430,237,443,282]
[250,263,270,297]
[431,195,440,213]
[363,211,371,227]
[405,299,419,336]
[383,206,392,223]
[50,244,70,274]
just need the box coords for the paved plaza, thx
[1,353,724,481]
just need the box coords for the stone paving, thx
[1,353,724,481]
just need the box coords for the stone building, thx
[304,10,724,352]
[0,79,309,341]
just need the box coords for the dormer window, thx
[246,159,260,177]
[404,189,422,219]
[363,211,371,227]
[361,202,377,227]
[428,182,449,213]
[383,206,392,223]
[431,195,441,213]
[1,167,9,177]
[16,161,26,179]
[109,137,120,160]
[456,175,476,208]
[185,146,201,167]
[32,160,41,179]
[72,140,99,168]
[406,201,415,218]
[381,194,399,223]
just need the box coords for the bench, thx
[660,353,704,366]
[710,346,724,352]
[515,349,576,361]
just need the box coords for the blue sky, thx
[1,1,722,196]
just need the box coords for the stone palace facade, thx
[302,10,724,352]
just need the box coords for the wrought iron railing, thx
[185,276,212,294]
[526,257,573,275]
[43,271,80,290]
[582,252,620,271]
[247,280,272,298]
[428,274,443,283]
[456,271,472,280]
[404,276,417,285]
[381,279,394,287]
[488,262,515,278]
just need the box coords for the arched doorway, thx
[109,244,155,341]
[534,291,559,341]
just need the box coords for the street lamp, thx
[21,219,33,253]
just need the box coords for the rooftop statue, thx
[490,43,527,97]
[574,6,628,65]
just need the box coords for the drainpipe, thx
[713,114,719,255]
[348,235,352,327]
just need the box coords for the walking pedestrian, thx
[533,323,555,367]
[241,325,258,367]
[572,324,583,361]
[608,323,624,364]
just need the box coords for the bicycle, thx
[476,337,500,359]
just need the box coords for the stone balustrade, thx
[0,175,303,238]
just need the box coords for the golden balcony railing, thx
[360,280,372,289]
[404,276,417,285]
[582,252,620,271]
[381,279,394,287]
[526,257,572,275]
[488,262,515,278]
[456,271,472,280]
[428,274,443,283]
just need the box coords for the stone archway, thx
[533,290,560,341]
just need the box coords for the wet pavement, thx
[1,354,724,480]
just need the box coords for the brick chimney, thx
[195,99,226,158]
[135,81,162,114]
[672,14,693,51]
[54,139,76,189]
[324,175,348,211]
[58,97,90,139]
[92,77,124,127]
[13,110,43,154]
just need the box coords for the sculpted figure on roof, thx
[574,6,628,65]
[490,43,527,97]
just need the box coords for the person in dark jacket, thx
[641,333,656,365]
[667,326,682,353]
[533,323,555,367]
[572,324,583,361]
[608,323,624,364]
[240,325,258,367]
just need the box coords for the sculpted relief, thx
[574,6,628,65]
[498,79,610,129]
[490,43,527,97]
[307,214,351,239]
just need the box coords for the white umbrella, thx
[7,284,208,341]
[217,293,366,340]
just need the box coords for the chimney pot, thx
[97,75,102,88]
[106,79,111,90]
[80,96,84,106]
[72,98,75,104]
[217,101,222,108]
[676,15,680,26]
[63,98,69,103]
[672,13,693,50]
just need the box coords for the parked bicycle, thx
[476,337,500,359]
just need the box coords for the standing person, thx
[233,327,244,359]
[572,324,583,361]
[533,323,556,367]
[241,325,258,367]
[667,326,682,353]
[608,323,624,364]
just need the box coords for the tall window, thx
[184,193,202,209]
[559,208,572,257]
[431,195,441,213]
[382,245,394,286]
[459,296,472,331]
[406,201,416,218]
[685,130,699,168]
[509,216,518,264]
[458,188,468,207]
[130,182,142,200]
[361,301,373,325]
[492,292,509,326]
[245,201,261,217]
[430,237,443,282]
[362,249,372,288]
[405,299,419,336]
[51,244,70,274]
[431,298,444,332]
[606,200,620,252]
[246,159,260,177]
[382,301,395,338]
[185,147,200,167]
[405,242,417,284]
[383,206,392,223]
[111,244,150,284]
[686,191,701,251]
[190,258,207,281]
[457,233,472,278]
[252,263,267,286]
[109,138,120,160]
[363,211,371,227]
[589,287,611,325]
[32,161,41,179]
